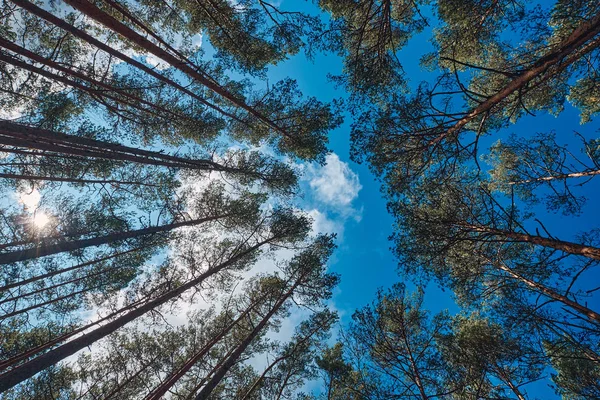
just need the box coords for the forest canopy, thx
[0,0,599,399]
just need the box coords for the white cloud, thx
[18,188,41,211]
[307,153,362,212]
[307,209,343,238]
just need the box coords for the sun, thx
[32,211,50,229]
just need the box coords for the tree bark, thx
[0,120,222,170]
[509,169,600,185]
[458,223,600,260]
[494,259,600,324]
[0,214,228,265]
[431,12,600,145]
[0,246,146,292]
[63,0,299,144]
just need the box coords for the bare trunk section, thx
[0,214,228,265]
[8,0,242,123]
[459,223,600,260]
[194,280,301,400]
[431,12,600,145]
[509,169,600,185]
[494,260,600,324]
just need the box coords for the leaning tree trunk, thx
[0,245,146,291]
[63,0,298,143]
[144,298,266,400]
[509,169,600,185]
[8,0,241,122]
[431,11,600,145]
[0,236,275,391]
[0,36,192,121]
[0,214,229,265]
[194,279,302,400]
[493,258,600,324]
[0,172,160,187]
[0,121,228,171]
[459,223,600,260]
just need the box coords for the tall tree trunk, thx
[494,365,526,400]
[0,294,149,370]
[0,172,159,187]
[400,320,429,400]
[144,299,265,400]
[458,223,600,260]
[101,354,161,400]
[0,284,105,319]
[0,264,124,306]
[0,121,223,171]
[63,0,299,144]
[0,36,193,121]
[194,279,301,400]
[0,121,274,184]
[431,12,600,145]
[0,246,146,292]
[8,0,244,123]
[0,214,228,265]
[509,169,600,185]
[493,259,600,324]
[0,236,275,391]
[183,341,239,400]
[0,51,170,121]
[240,319,332,400]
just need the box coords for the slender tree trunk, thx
[0,246,146,292]
[494,260,600,324]
[144,300,264,400]
[0,294,149,370]
[431,12,600,145]
[0,264,125,306]
[400,323,429,400]
[63,0,296,142]
[240,319,331,400]
[0,236,275,391]
[194,280,301,400]
[459,223,600,260]
[0,120,223,170]
[509,169,600,185]
[101,354,161,400]
[0,214,228,265]
[0,283,105,320]
[494,365,526,400]
[8,0,243,123]
[183,341,239,400]
[0,36,193,121]
[0,51,169,121]
[0,121,272,183]
[0,172,159,187]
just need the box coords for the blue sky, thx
[256,2,600,398]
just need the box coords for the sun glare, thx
[32,211,50,229]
